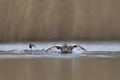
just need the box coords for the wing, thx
[72,45,87,51]
[45,46,61,52]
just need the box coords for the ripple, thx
[0,50,120,59]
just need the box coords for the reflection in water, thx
[0,58,120,80]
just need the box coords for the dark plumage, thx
[29,43,35,49]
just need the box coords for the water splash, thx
[0,42,120,59]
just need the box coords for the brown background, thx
[0,0,120,41]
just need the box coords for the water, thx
[0,42,120,80]
[0,56,120,80]
[0,41,120,58]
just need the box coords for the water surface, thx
[0,42,120,80]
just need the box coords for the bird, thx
[29,43,35,50]
[46,43,87,54]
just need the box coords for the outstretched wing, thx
[72,45,87,51]
[45,46,61,52]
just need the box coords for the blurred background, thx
[0,0,120,42]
